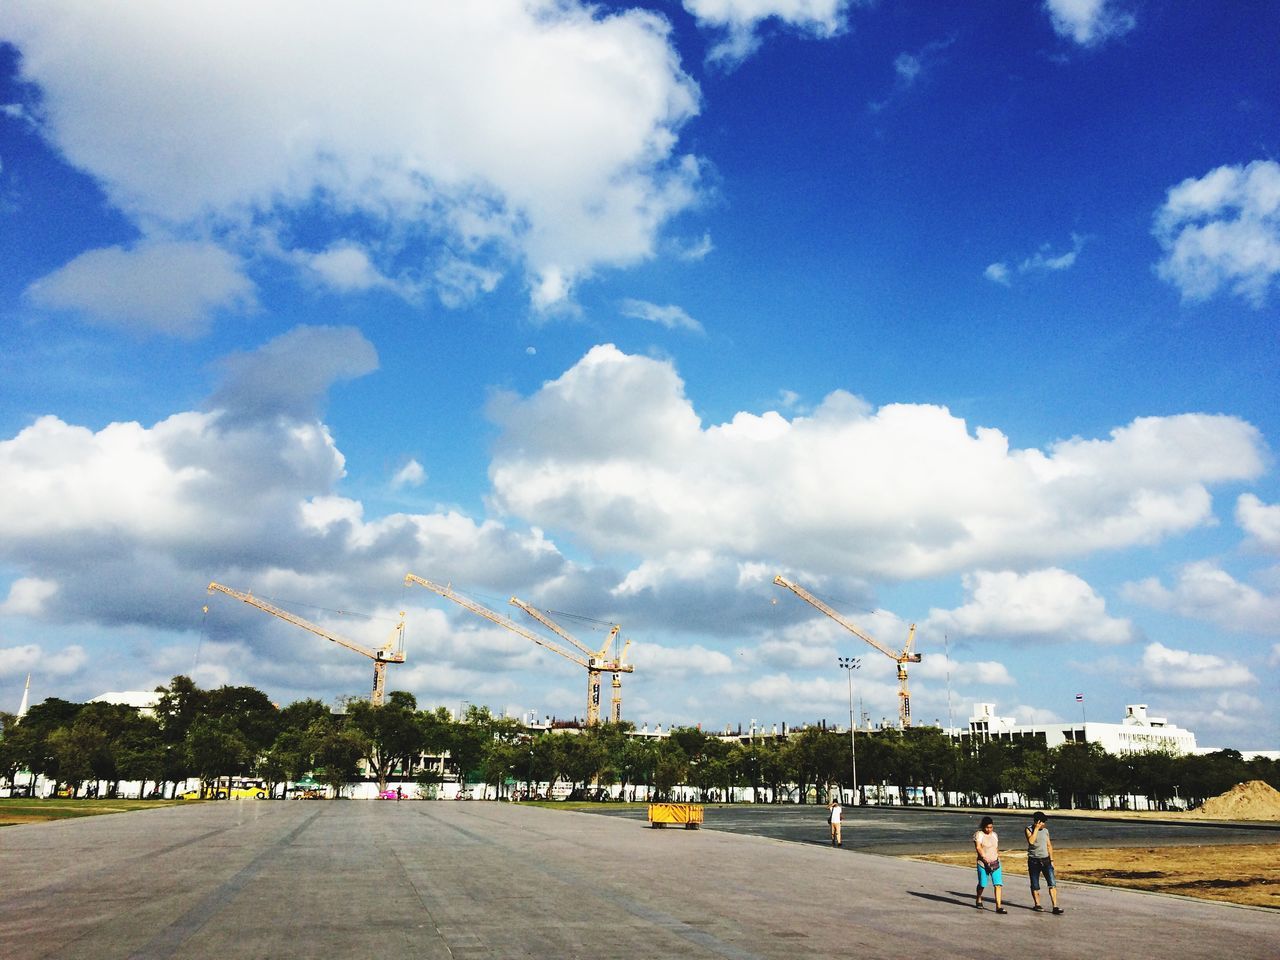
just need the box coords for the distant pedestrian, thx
[828,798,843,847]
[974,816,1006,913]
[396,786,403,802]
[1025,811,1064,914]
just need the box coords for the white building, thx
[962,702,1197,755]
[89,690,162,717]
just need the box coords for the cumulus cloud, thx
[1043,0,1135,47]
[1154,159,1280,307]
[1140,641,1256,690]
[303,244,407,296]
[0,328,570,643]
[488,345,1265,580]
[984,262,1011,286]
[1013,705,1064,725]
[927,569,1134,645]
[631,641,733,676]
[619,298,704,333]
[0,643,88,677]
[915,653,1015,687]
[1179,691,1266,735]
[1123,562,1280,634]
[0,578,59,617]
[1237,494,1280,553]
[684,0,849,65]
[24,240,255,338]
[391,460,427,490]
[3,2,703,310]
[208,326,379,424]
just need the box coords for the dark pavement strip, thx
[580,803,1280,854]
[1,801,1275,960]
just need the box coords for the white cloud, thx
[1154,159,1280,307]
[1179,691,1266,735]
[927,569,1134,645]
[4,2,704,311]
[894,53,922,85]
[1237,494,1280,553]
[673,231,714,261]
[683,0,849,65]
[209,325,379,424]
[984,262,1012,285]
[1123,561,1280,634]
[0,643,88,677]
[630,641,733,676]
[1043,0,1135,47]
[391,460,426,490]
[488,345,1265,580]
[1140,641,1256,690]
[1270,643,1280,668]
[915,654,1015,687]
[304,244,406,296]
[0,578,59,617]
[986,235,1084,286]
[24,240,255,338]
[1013,705,1064,725]
[0,329,570,642]
[619,298,704,333]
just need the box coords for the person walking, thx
[974,816,1006,914]
[828,798,843,847]
[1025,811,1065,914]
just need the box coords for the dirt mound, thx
[1191,780,1280,821]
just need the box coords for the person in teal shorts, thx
[974,816,1006,914]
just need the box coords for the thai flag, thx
[1075,694,1084,702]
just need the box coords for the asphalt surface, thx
[1,800,1276,960]
[581,802,1280,854]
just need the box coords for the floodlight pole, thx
[839,657,861,805]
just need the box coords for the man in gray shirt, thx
[1025,811,1064,914]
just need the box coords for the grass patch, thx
[0,798,186,826]
[912,844,1280,909]
[518,800,652,811]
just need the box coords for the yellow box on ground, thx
[647,802,703,829]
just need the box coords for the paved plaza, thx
[1,801,1276,959]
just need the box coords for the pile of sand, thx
[1191,779,1280,821]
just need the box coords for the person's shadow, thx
[907,891,972,909]
[909,891,1036,911]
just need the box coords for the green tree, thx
[346,693,424,793]
[1049,742,1107,809]
[313,728,366,798]
[185,716,253,797]
[48,720,108,795]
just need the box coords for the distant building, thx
[957,702,1197,755]
[89,691,162,717]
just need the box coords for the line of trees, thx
[2,676,1275,808]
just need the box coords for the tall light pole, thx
[838,657,861,805]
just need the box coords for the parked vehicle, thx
[181,778,269,800]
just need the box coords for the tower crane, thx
[773,574,921,729]
[206,582,405,706]
[404,573,633,725]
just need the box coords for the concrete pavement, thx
[1,800,1275,959]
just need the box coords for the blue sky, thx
[1,1,1277,748]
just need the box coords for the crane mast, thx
[207,582,405,706]
[773,574,921,728]
[510,598,632,726]
[404,573,633,725]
